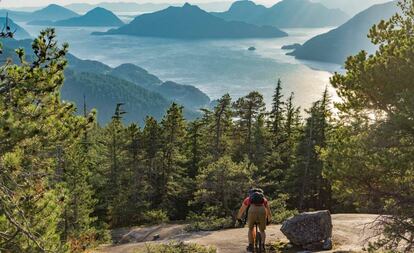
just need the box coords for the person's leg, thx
[259,229,266,245]
[248,227,254,244]
[247,206,258,251]
[258,206,267,247]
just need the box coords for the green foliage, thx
[325,0,414,251]
[233,91,266,162]
[138,242,216,253]
[62,70,170,124]
[268,194,298,224]
[142,210,169,225]
[262,90,302,199]
[0,28,105,252]
[191,156,254,219]
[13,12,414,251]
[286,89,332,211]
[185,212,233,232]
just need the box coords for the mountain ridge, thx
[288,1,398,64]
[0,4,79,22]
[213,0,349,28]
[94,3,288,39]
[30,7,124,27]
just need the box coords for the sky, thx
[0,0,281,8]
[0,0,390,9]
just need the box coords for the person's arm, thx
[237,203,248,220]
[265,201,272,222]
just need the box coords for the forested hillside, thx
[0,1,413,252]
[0,38,209,124]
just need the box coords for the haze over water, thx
[22,24,341,109]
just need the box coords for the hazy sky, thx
[0,0,283,8]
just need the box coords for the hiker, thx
[237,188,272,252]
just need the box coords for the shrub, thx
[142,210,169,225]
[185,212,234,232]
[268,194,298,224]
[137,242,216,253]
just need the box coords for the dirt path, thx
[94,214,378,253]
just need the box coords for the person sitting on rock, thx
[237,188,272,252]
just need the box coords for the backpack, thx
[242,188,265,224]
[250,191,265,205]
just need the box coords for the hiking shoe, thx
[246,244,254,252]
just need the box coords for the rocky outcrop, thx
[280,210,333,250]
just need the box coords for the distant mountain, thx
[288,1,398,64]
[109,63,162,89]
[94,3,287,39]
[0,10,30,22]
[312,0,390,16]
[31,4,80,21]
[153,81,210,110]
[52,7,124,27]
[62,70,171,124]
[1,38,208,124]
[0,18,31,39]
[213,0,348,28]
[65,1,232,13]
[0,4,79,22]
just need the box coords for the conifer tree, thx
[211,94,233,159]
[233,91,266,163]
[192,157,254,219]
[159,103,188,219]
[269,79,285,139]
[101,104,127,227]
[0,29,90,252]
[252,113,272,174]
[186,119,205,179]
[140,116,161,207]
[264,92,302,198]
[62,141,99,252]
[290,89,331,211]
[117,123,149,226]
[325,1,414,250]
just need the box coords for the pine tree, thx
[269,79,285,139]
[290,89,331,211]
[0,29,90,252]
[251,113,272,174]
[264,92,302,198]
[119,123,149,225]
[100,104,128,227]
[325,1,414,250]
[159,103,188,219]
[192,156,254,218]
[186,119,205,179]
[141,116,163,208]
[62,141,99,252]
[233,91,266,163]
[211,94,233,159]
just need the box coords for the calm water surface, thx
[22,24,342,109]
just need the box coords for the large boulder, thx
[280,210,333,250]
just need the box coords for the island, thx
[281,43,302,50]
[93,3,288,39]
